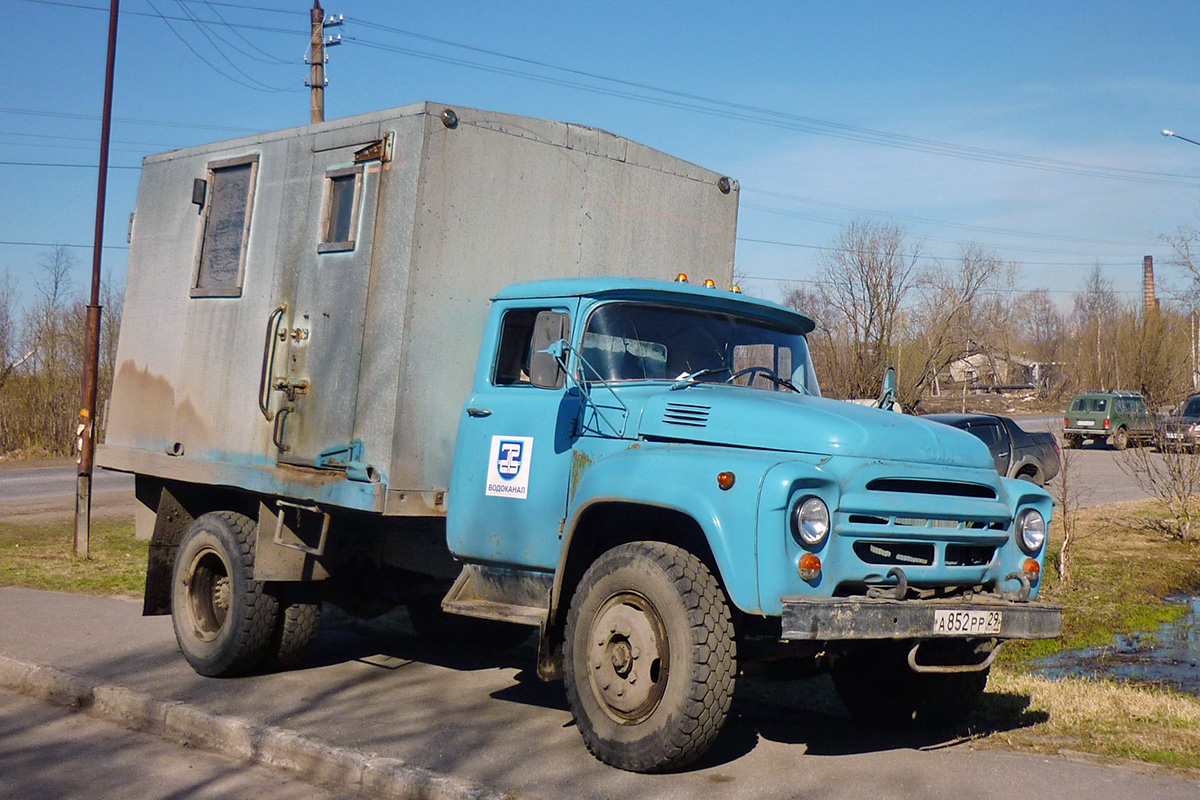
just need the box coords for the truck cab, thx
[440,277,1060,771]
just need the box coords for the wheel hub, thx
[587,593,668,723]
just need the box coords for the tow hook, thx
[866,567,908,600]
[908,639,1000,674]
[995,571,1032,602]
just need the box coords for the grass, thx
[981,498,1200,773]
[0,517,147,596]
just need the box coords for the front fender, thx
[562,443,788,615]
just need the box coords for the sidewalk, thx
[1,587,1198,800]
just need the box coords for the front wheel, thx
[564,542,736,773]
[171,511,280,677]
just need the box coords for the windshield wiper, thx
[669,366,729,390]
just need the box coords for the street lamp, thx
[1162,129,1200,147]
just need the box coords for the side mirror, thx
[878,366,897,411]
[529,311,572,390]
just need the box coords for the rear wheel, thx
[564,542,736,773]
[267,582,322,670]
[1113,426,1129,450]
[171,511,280,677]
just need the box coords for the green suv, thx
[1063,391,1154,449]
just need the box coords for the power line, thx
[741,273,1146,297]
[744,191,1157,250]
[22,0,1199,187]
[0,240,129,250]
[0,160,140,170]
[735,236,1154,269]
[343,22,1200,188]
[143,0,294,93]
[0,105,257,133]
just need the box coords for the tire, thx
[171,511,280,677]
[1113,427,1128,450]
[563,542,736,773]
[832,641,988,727]
[267,583,322,671]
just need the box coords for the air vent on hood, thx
[662,402,711,428]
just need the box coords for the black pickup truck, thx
[923,413,1061,486]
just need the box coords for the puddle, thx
[1031,595,1200,696]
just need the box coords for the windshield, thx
[579,302,820,395]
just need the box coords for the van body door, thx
[274,136,385,467]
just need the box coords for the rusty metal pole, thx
[75,0,120,559]
[310,0,325,123]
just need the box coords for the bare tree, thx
[1050,433,1090,584]
[811,220,921,398]
[0,267,16,387]
[1117,433,1200,541]
[897,243,1012,409]
[1070,266,1120,391]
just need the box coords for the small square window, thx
[318,167,362,253]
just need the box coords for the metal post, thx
[76,0,119,559]
[310,0,325,123]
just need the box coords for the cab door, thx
[447,302,582,570]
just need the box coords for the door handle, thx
[466,407,492,418]
[258,304,287,421]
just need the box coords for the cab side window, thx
[494,309,548,386]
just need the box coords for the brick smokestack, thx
[1144,255,1159,312]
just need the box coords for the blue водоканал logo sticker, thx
[486,435,534,499]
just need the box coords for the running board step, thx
[441,564,553,628]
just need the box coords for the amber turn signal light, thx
[798,552,821,581]
[1023,558,1041,577]
[716,471,736,490]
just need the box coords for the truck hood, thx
[637,386,993,469]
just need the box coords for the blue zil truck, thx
[99,102,1061,772]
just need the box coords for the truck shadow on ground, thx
[302,605,1048,766]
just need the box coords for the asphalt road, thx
[2,587,1198,800]
[0,687,349,800]
[0,460,135,523]
[0,459,133,501]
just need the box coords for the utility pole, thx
[307,1,341,124]
[76,0,120,559]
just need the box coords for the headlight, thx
[792,496,830,547]
[1016,508,1046,555]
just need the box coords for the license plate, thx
[1077,420,1094,427]
[933,609,1002,635]
[1168,432,1182,440]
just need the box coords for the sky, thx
[4,0,1200,315]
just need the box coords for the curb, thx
[0,654,508,800]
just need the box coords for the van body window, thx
[193,156,257,297]
[318,167,362,253]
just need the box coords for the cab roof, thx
[492,277,816,334]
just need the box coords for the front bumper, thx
[781,595,1063,641]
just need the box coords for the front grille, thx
[854,541,935,567]
[866,477,996,500]
[661,402,711,428]
[945,544,997,566]
[847,515,1005,531]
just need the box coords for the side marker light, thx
[799,553,821,581]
